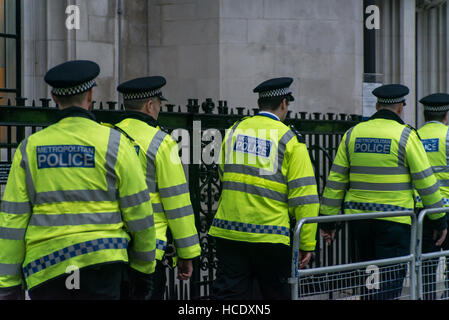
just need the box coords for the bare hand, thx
[298,251,313,269]
[434,228,447,247]
[177,259,193,281]
[320,229,336,245]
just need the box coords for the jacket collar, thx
[57,106,97,122]
[369,109,405,125]
[122,110,159,128]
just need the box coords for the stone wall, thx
[147,0,220,109]
[218,0,364,114]
[22,0,149,105]
[147,0,364,114]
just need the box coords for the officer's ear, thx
[86,88,94,111]
[51,93,60,108]
[280,97,288,110]
[444,112,449,125]
[397,104,404,118]
[87,88,94,104]
[375,103,380,111]
[144,98,153,114]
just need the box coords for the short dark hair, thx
[54,91,90,108]
[424,110,447,122]
[123,99,148,111]
[258,95,288,111]
[123,97,160,111]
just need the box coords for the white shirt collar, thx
[426,120,446,125]
[258,111,280,121]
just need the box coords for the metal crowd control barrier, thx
[417,207,449,300]
[290,211,417,300]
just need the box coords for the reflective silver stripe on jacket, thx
[0,263,22,276]
[28,212,122,227]
[152,203,164,213]
[288,195,320,206]
[433,166,449,174]
[126,215,155,233]
[105,129,121,193]
[0,227,26,240]
[415,182,440,196]
[222,181,287,203]
[175,234,199,248]
[411,168,434,180]
[159,183,189,198]
[1,201,32,215]
[438,180,449,187]
[446,126,449,165]
[34,189,117,205]
[146,131,168,193]
[350,181,412,191]
[424,199,444,209]
[19,138,36,205]
[322,197,344,207]
[398,126,412,167]
[130,249,156,262]
[288,177,317,190]
[223,164,285,183]
[119,189,151,209]
[276,130,296,177]
[324,180,348,190]
[165,205,194,220]
[351,166,409,175]
[345,127,355,165]
[330,164,349,175]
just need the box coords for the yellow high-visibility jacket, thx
[0,107,156,291]
[321,109,445,225]
[208,114,319,251]
[114,111,200,261]
[415,121,449,207]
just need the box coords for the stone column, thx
[375,0,416,126]
[22,0,149,107]
[416,1,448,127]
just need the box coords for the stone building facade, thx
[0,0,446,126]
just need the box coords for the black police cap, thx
[44,60,100,96]
[117,76,168,101]
[253,77,295,102]
[419,93,449,112]
[372,84,409,106]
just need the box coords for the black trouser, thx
[28,262,124,300]
[439,218,449,299]
[120,264,154,300]
[150,260,167,300]
[349,219,410,300]
[421,216,442,300]
[211,237,292,300]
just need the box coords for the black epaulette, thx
[158,124,170,134]
[406,124,422,140]
[289,125,306,144]
[113,125,136,143]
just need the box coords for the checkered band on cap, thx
[377,96,406,104]
[423,105,449,112]
[52,79,96,96]
[258,87,292,99]
[123,88,162,100]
